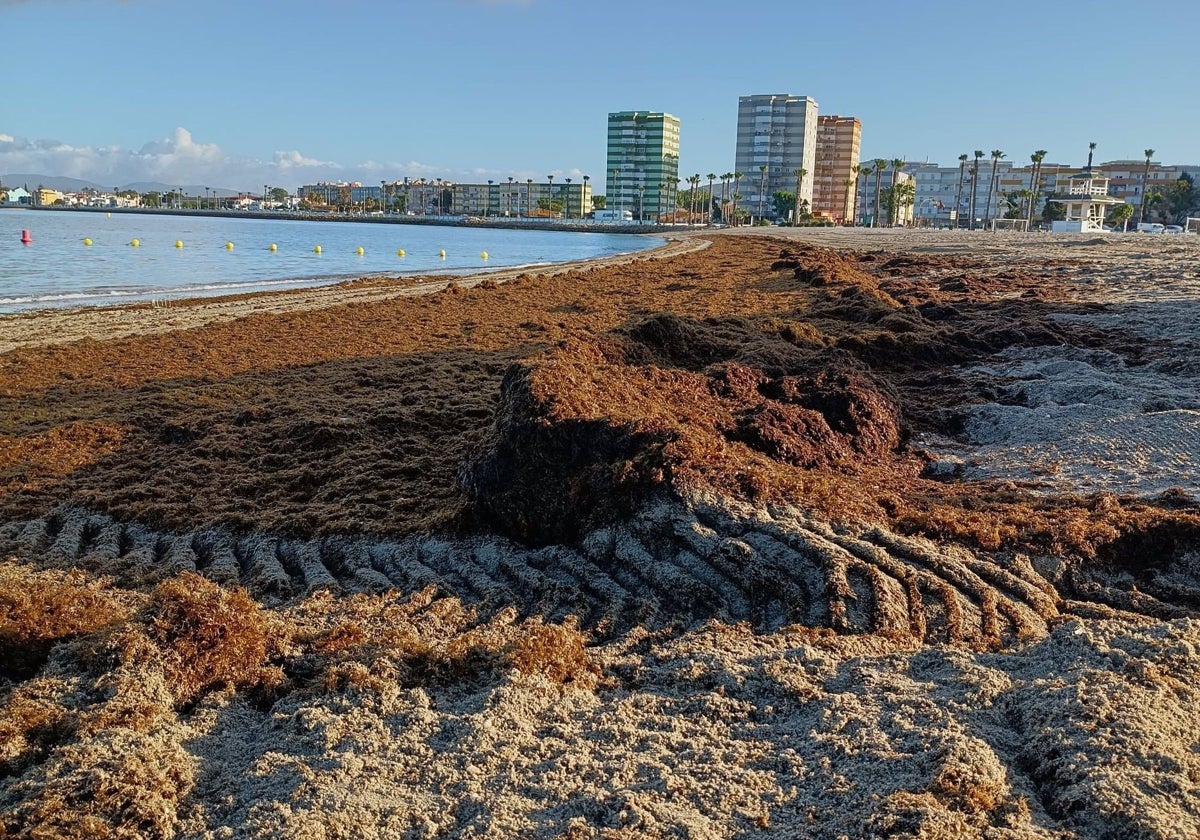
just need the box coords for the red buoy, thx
[20,229,32,244]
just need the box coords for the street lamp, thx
[611,169,619,221]
[507,176,514,217]
[547,174,554,219]
[564,177,572,219]
[525,179,532,216]
[582,174,590,219]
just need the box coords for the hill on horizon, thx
[1,174,241,196]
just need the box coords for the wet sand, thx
[2,228,1199,838]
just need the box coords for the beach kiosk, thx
[1050,171,1124,233]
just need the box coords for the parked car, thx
[1163,225,1184,234]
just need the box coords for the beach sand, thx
[2,228,1199,838]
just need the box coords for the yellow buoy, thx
[480,251,489,260]
[356,246,364,256]
[175,240,184,248]
[130,238,140,247]
[438,249,446,259]
[269,243,277,252]
[225,242,234,250]
[313,245,322,254]
[397,248,405,257]
[106,212,111,218]
[83,238,93,246]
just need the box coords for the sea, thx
[0,208,662,314]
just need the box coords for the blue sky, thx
[3,0,1197,192]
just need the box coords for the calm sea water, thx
[0,209,661,313]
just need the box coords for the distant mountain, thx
[0,174,242,196]
[1,174,106,192]
[122,182,240,197]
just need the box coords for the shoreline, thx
[7,202,672,235]
[0,233,706,353]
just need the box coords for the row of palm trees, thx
[856,157,910,227]
[947,149,1030,229]
[946,145,1159,230]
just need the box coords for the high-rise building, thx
[813,115,861,222]
[606,111,680,222]
[733,94,818,219]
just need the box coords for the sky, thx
[3,0,1198,193]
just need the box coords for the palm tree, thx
[526,178,533,216]
[704,173,715,223]
[564,177,572,219]
[872,158,887,228]
[842,177,856,223]
[857,165,873,225]
[1086,141,1097,173]
[1026,150,1047,227]
[508,176,514,216]
[793,167,808,224]
[890,158,906,225]
[720,172,732,223]
[688,174,700,224]
[582,175,589,218]
[546,174,554,218]
[733,171,744,225]
[985,150,1005,227]
[757,164,768,221]
[969,150,984,229]
[954,154,969,228]
[1137,148,1155,226]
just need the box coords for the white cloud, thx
[0,127,458,190]
[272,149,339,170]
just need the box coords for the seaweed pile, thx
[2,234,1199,837]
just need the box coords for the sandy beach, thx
[3,228,1200,838]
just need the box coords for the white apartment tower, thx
[734,93,818,219]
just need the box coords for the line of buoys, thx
[70,239,498,262]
